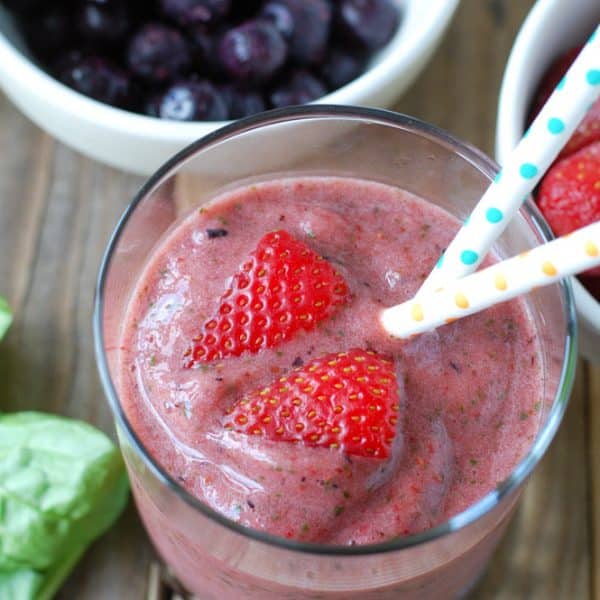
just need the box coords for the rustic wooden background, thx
[0,0,597,598]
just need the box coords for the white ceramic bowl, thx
[0,0,459,176]
[496,0,600,361]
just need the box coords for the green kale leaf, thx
[0,412,129,599]
[0,296,11,341]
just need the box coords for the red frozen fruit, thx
[184,230,350,366]
[537,141,600,276]
[224,348,401,459]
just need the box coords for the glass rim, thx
[93,105,577,557]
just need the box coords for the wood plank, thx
[397,0,535,156]
[0,103,153,595]
[589,363,600,600]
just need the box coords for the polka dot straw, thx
[420,26,600,294]
[380,221,600,339]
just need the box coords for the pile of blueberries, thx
[2,0,401,121]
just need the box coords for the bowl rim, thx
[0,0,460,141]
[94,104,577,557]
[495,0,600,325]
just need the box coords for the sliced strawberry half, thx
[537,141,600,236]
[537,141,600,276]
[561,99,600,158]
[184,230,349,367]
[223,348,401,459]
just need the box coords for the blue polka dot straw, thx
[419,25,600,295]
[381,221,600,339]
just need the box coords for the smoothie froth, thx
[118,176,542,545]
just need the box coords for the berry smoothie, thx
[117,176,542,548]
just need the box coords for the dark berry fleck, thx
[127,24,191,84]
[269,69,326,108]
[206,228,229,238]
[292,356,303,367]
[247,499,255,509]
[335,0,400,51]
[218,20,287,83]
[159,0,231,27]
[261,0,332,65]
[157,81,228,121]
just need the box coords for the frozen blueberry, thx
[335,0,400,51]
[229,89,265,118]
[77,1,131,48]
[159,0,231,27]
[23,8,74,59]
[321,46,366,89]
[218,20,287,83]
[156,80,228,121]
[127,24,191,84]
[57,55,138,109]
[269,69,327,108]
[220,85,266,118]
[144,94,161,118]
[260,0,332,65]
[259,2,295,39]
[186,24,222,76]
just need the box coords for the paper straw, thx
[420,26,600,293]
[380,221,600,339]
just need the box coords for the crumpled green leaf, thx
[0,297,11,341]
[0,568,43,599]
[0,412,129,599]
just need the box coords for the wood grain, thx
[589,363,600,600]
[0,1,596,599]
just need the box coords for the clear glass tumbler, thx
[94,106,576,599]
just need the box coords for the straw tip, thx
[380,306,402,339]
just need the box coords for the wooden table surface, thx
[0,1,598,598]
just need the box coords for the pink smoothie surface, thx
[118,176,542,545]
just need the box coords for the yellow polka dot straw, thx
[380,221,600,339]
[420,25,600,294]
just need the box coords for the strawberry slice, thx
[184,230,349,367]
[538,141,600,236]
[223,349,401,459]
[562,99,600,158]
[537,141,600,276]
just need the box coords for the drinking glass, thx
[94,106,576,599]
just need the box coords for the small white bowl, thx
[0,0,459,176]
[496,0,600,361]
